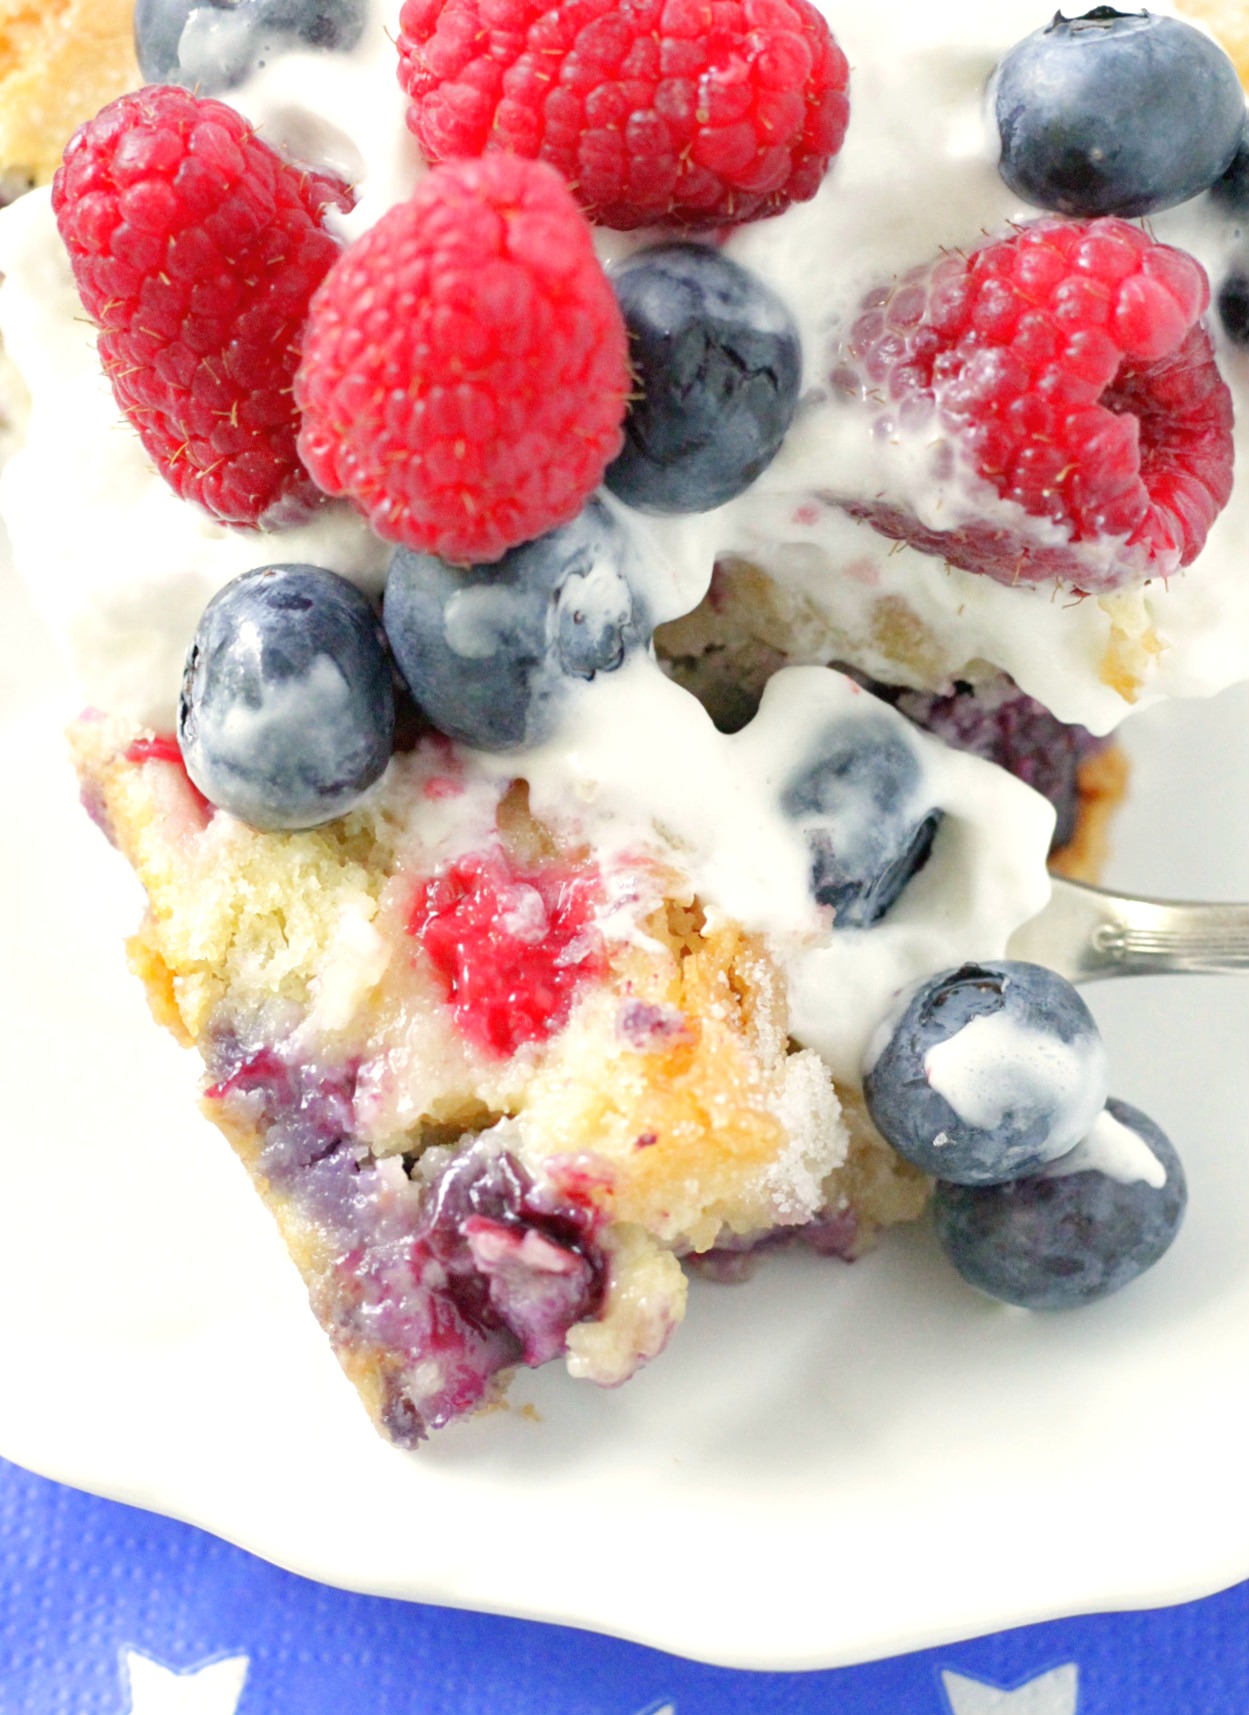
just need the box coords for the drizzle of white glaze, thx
[922,1006,1108,1147]
[1048,1107,1168,1188]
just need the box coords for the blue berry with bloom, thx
[863,960,1108,1185]
[606,244,802,514]
[135,0,366,92]
[933,1096,1187,1308]
[383,499,652,753]
[781,713,942,928]
[993,7,1245,217]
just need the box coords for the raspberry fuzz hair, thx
[841,217,1234,591]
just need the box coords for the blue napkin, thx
[1,1454,1246,1714]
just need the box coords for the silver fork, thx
[1007,875,1249,982]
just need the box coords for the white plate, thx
[1,540,1248,1672]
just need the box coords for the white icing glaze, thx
[922,1007,1109,1144]
[1048,1106,1169,1187]
[213,652,354,751]
[484,661,1052,1082]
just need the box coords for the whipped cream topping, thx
[1047,1105,1169,1187]
[508,660,1055,1081]
[920,1006,1108,1145]
[4,0,1248,732]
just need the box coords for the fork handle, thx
[1090,898,1249,977]
[1016,877,1249,981]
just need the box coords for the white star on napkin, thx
[942,1665,1078,1715]
[123,1649,249,1715]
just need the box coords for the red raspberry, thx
[396,0,850,230]
[52,87,348,528]
[295,153,629,564]
[408,850,604,1057]
[838,218,1234,592]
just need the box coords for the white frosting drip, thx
[504,661,1054,1081]
[922,1008,1108,1144]
[1048,1107,1169,1187]
[214,651,353,750]
[443,584,538,661]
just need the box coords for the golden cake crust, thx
[0,0,138,186]
[1048,743,1131,884]
[71,712,928,1439]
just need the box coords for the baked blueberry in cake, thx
[1,0,1234,1440]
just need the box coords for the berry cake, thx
[0,0,1237,1441]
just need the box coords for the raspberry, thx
[295,153,629,563]
[838,218,1234,592]
[408,849,604,1057]
[396,0,850,230]
[52,87,349,528]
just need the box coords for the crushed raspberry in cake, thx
[838,217,1234,591]
[395,0,850,230]
[51,86,350,527]
[124,732,213,816]
[125,733,185,770]
[408,850,604,1058]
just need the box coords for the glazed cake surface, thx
[0,0,138,189]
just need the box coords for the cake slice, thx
[12,0,1209,1452]
[72,711,927,1443]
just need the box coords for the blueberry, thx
[135,0,366,93]
[868,675,1105,854]
[992,8,1246,217]
[179,563,394,830]
[781,713,942,928]
[933,1097,1187,1308]
[383,499,651,752]
[1219,269,1249,345]
[1211,135,1249,212]
[863,961,1109,1185]
[605,244,802,515]
[416,1135,604,1368]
